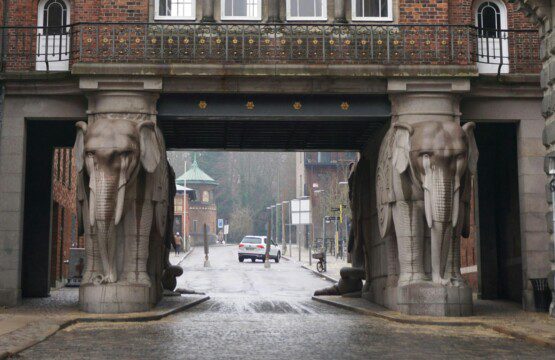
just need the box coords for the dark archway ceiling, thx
[158,94,390,151]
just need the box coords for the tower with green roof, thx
[176,154,219,245]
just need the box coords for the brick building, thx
[0,0,550,314]
[296,151,358,249]
[50,148,82,289]
[176,155,219,245]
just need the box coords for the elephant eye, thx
[85,151,95,157]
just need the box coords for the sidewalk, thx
[314,295,555,347]
[283,245,555,348]
[0,247,203,359]
[282,245,348,282]
[169,246,194,266]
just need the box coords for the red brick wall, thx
[51,148,80,284]
[399,0,449,24]
[3,1,538,29]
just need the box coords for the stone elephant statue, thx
[376,120,478,287]
[74,115,181,311]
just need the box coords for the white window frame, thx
[155,0,196,20]
[351,0,393,22]
[221,0,262,21]
[286,0,327,21]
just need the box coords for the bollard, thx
[203,223,211,268]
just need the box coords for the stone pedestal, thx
[79,284,153,314]
[397,283,473,317]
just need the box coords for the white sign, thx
[218,219,224,229]
[223,225,229,235]
[291,198,311,225]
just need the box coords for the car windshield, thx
[241,237,262,244]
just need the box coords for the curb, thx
[312,296,555,348]
[175,247,195,266]
[1,295,210,359]
[301,264,339,283]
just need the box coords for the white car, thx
[238,235,281,263]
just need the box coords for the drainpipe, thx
[1,0,8,72]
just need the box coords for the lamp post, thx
[266,206,272,269]
[282,201,289,255]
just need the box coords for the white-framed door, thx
[475,0,509,74]
[36,0,70,71]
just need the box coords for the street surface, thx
[19,246,555,359]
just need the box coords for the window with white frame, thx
[155,0,196,20]
[352,0,392,21]
[287,0,327,20]
[221,0,261,20]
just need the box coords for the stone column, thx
[268,0,281,22]
[385,78,473,316]
[202,0,214,22]
[512,0,555,316]
[334,0,347,23]
[388,78,470,125]
[78,77,166,314]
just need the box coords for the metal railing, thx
[0,22,540,73]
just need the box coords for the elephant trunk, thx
[91,171,119,283]
[423,160,458,284]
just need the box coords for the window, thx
[202,190,210,203]
[287,0,327,20]
[352,0,392,21]
[155,0,196,20]
[193,220,198,233]
[477,1,501,38]
[42,0,68,35]
[221,0,261,20]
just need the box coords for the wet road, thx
[19,246,555,359]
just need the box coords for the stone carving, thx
[374,120,478,315]
[74,116,182,313]
[314,267,365,296]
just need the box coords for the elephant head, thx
[392,120,478,284]
[74,118,162,283]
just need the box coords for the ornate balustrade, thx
[0,23,540,73]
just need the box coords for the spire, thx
[192,153,198,167]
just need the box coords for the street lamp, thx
[282,200,290,256]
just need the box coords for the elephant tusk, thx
[114,155,128,225]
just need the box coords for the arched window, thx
[477,1,501,38]
[42,0,68,35]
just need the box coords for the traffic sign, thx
[331,207,340,212]
[325,216,339,221]
[218,219,224,229]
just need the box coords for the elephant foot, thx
[81,271,94,285]
[398,273,428,287]
[447,274,466,287]
[121,272,151,287]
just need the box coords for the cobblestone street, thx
[16,246,555,359]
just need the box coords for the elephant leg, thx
[392,200,427,286]
[444,231,464,286]
[122,201,153,286]
[386,233,399,286]
[81,232,96,285]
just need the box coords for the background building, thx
[176,155,219,245]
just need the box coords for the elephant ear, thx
[74,121,87,173]
[150,127,169,238]
[139,121,161,173]
[392,123,413,174]
[462,122,479,175]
